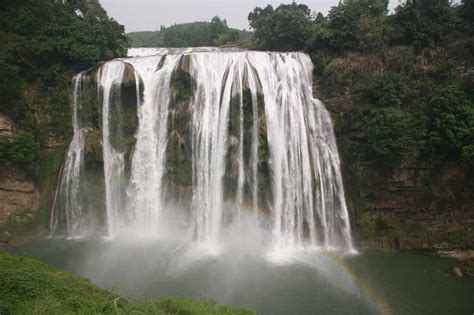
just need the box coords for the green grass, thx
[0,253,254,315]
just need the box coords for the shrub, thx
[361,107,425,163]
[9,131,39,165]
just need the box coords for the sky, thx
[101,0,405,33]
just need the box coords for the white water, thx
[50,73,88,237]
[98,61,126,238]
[52,48,354,253]
[126,54,182,237]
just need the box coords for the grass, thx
[0,252,254,315]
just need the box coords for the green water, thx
[13,239,474,315]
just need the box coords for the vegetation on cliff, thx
[0,0,129,177]
[128,17,253,47]
[248,0,474,166]
[0,252,253,314]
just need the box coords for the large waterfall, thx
[51,48,354,252]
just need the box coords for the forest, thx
[128,17,253,47]
[0,0,128,176]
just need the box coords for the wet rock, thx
[0,231,12,243]
[228,135,239,147]
[84,130,103,164]
[452,266,463,278]
[437,250,474,261]
[46,133,64,149]
[122,63,138,88]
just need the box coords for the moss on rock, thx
[84,129,103,169]
[165,56,194,189]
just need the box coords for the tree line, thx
[128,17,252,48]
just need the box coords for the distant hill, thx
[128,18,253,48]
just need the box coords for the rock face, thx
[320,90,474,253]
[347,161,474,251]
[0,115,14,139]
[0,116,39,228]
[0,169,39,226]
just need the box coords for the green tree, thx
[361,107,425,163]
[248,2,314,50]
[9,132,39,165]
[326,0,389,51]
[391,0,457,49]
[161,18,240,47]
[0,0,129,177]
[426,85,474,163]
[362,74,405,108]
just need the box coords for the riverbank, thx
[0,252,253,315]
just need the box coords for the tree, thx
[160,18,240,47]
[326,0,389,51]
[391,0,456,49]
[0,0,129,176]
[426,85,474,162]
[248,2,314,50]
[361,107,425,162]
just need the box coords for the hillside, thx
[128,18,253,47]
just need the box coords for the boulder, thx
[452,266,463,278]
[0,231,12,243]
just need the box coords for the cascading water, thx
[126,52,182,237]
[247,53,353,250]
[51,48,354,252]
[98,61,127,238]
[50,73,88,238]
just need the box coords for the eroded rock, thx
[452,266,463,277]
[0,115,14,139]
[0,169,39,226]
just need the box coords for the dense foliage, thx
[128,17,253,47]
[0,252,254,314]
[249,0,474,166]
[248,3,313,50]
[0,132,40,174]
[0,0,128,176]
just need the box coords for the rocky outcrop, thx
[0,169,39,226]
[0,115,14,139]
[348,161,474,251]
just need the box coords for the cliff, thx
[320,90,474,265]
[0,115,55,250]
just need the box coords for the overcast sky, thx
[101,0,406,33]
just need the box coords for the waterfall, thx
[52,48,354,252]
[126,53,181,237]
[50,73,88,237]
[97,61,127,238]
